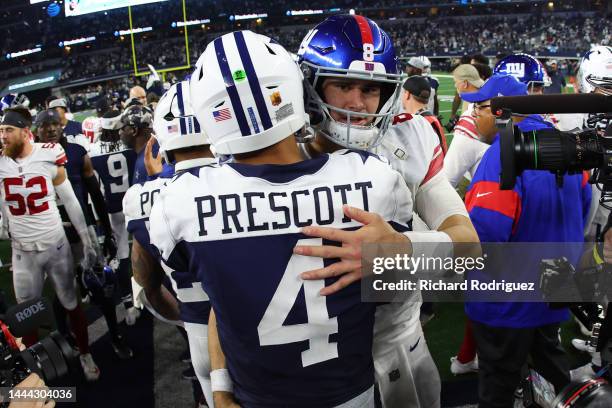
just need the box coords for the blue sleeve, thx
[465,142,522,243]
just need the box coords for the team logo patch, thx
[269,91,282,106]
[213,108,232,122]
[365,62,375,71]
[232,70,247,82]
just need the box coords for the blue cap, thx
[460,74,528,103]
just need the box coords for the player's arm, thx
[82,154,117,259]
[53,166,96,269]
[450,91,461,119]
[209,309,240,408]
[131,239,180,321]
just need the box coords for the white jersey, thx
[444,105,489,187]
[66,133,91,153]
[0,143,67,250]
[376,114,468,346]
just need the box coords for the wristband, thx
[211,369,233,393]
[404,230,453,261]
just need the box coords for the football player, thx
[494,53,552,95]
[123,81,213,406]
[90,110,139,324]
[295,15,479,408]
[0,107,100,381]
[119,103,154,186]
[151,30,413,407]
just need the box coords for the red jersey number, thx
[4,176,50,216]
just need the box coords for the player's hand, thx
[8,373,55,408]
[144,136,163,177]
[213,392,241,408]
[294,205,411,296]
[103,234,118,260]
[81,246,98,271]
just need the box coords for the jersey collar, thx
[175,157,216,172]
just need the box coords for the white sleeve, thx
[415,171,469,230]
[149,195,175,263]
[55,178,93,249]
[443,132,487,188]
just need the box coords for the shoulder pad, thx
[67,134,91,152]
[36,142,67,166]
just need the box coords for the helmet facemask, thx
[302,61,402,150]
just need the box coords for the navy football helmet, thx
[494,53,551,92]
[298,15,403,150]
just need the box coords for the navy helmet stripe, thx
[179,117,187,134]
[234,31,273,131]
[193,116,201,133]
[214,37,251,136]
[176,82,186,117]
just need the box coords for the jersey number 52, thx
[3,176,49,216]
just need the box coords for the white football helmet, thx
[577,45,612,95]
[153,81,209,163]
[82,116,102,143]
[189,30,307,155]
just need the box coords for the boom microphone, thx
[491,93,612,114]
[3,298,53,338]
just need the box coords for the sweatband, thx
[404,230,454,266]
[1,111,29,128]
[211,369,233,393]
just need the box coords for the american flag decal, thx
[213,108,232,122]
[167,124,179,133]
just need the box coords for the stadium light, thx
[5,47,42,59]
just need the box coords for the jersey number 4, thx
[3,176,49,216]
[257,238,339,367]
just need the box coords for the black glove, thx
[445,115,459,133]
[103,234,118,260]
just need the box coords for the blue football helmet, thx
[82,264,116,298]
[298,15,403,150]
[494,53,551,92]
[0,93,29,111]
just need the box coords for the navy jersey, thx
[124,159,212,325]
[90,140,136,214]
[150,151,413,407]
[62,136,90,210]
[63,120,83,137]
[131,141,160,186]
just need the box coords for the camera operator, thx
[462,74,592,407]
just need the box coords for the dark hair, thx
[5,106,32,127]
[146,92,160,105]
[470,53,489,65]
[460,55,472,65]
[472,62,493,80]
